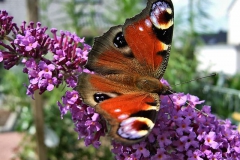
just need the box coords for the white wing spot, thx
[118,114,128,120]
[114,109,121,112]
[145,19,152,28]
[139,26,144,31]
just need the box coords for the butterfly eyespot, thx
[94,93,111,103]
[118,117,154,140]
[150,1,173,30]
[113,32,128,48]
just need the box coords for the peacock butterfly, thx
[77,0,174,144]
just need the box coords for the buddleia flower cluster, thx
[1,10,240,160]
[111,88,240,159]
[0,10,90,95]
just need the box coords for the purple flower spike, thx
[109,84,240,159]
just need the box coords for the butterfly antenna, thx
[174,73,217,86]
[166,89,208,117]
[164,73,216,116]
[167,95,174,105]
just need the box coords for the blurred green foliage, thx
[167,0,211,83]
[103,0,145,25]
[188,73,240,119]
[0,66,29,110]
[222,74,240,90]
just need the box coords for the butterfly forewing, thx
[85,26,136,75]
[77,0,174,144]
[123,0,174,79]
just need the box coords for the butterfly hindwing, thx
[78,73,161,144]
[95,93,160,144]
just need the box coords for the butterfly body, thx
[77,0,174,144]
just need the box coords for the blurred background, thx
[0,0,240,159]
